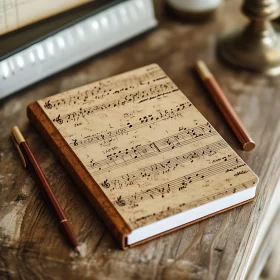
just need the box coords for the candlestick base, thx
[218,0,280,76]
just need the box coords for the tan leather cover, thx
[27,102,255,250]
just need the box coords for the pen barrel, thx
[19,141,78,248]
[59,219,79,248]
[204,77,255,151]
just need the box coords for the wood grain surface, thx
[0,0,280,279]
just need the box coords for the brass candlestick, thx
[218,0,280,75]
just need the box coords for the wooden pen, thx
[195,60,255,151]
[11,126,79,253]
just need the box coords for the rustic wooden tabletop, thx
[1,0,280,279]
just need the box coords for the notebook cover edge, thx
[27,101,131,250]
[128,195,256,248]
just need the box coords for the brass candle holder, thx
[218,0,280,75]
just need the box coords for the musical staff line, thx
[70,102,193,149]
[114,157,243,207]
[101,140,228,189]
[89,123,216,175]
[43,68,164,109]
[52,82,179,124]
[131,179,257,225]
[38,63,258,231]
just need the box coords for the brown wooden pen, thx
[195,60,255,151]
[11,126,79,252]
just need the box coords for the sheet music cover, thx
[37,64,258,230]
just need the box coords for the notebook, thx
[27,64,259,249]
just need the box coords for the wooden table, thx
[1,1,280,279]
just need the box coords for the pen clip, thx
[11,126,27,168]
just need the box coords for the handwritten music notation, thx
[100,140,228,190]
[114,157,243,208]
[43,68,164,110]
[39,64,258,230]
[89,123,216,175]
[70,102,193,149]
[51,81,178,125]
[130,179,257,226]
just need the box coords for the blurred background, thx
[0,0,280,279]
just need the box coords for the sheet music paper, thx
[38,64,258,229]
[0,0,91,36]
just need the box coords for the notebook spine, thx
[27,102,131,249]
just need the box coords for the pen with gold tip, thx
[195,60,255,151]
[11,126,79,253]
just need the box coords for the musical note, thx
[52,82,179,125]
[100,140,228,190]
[45,67,164,109]
[38,64,258,230]
[70,102,193,149]
[130,179,257,226]
[88,123,216,175]
[113,157,244,208]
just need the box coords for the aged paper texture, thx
[38,64,258,229]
